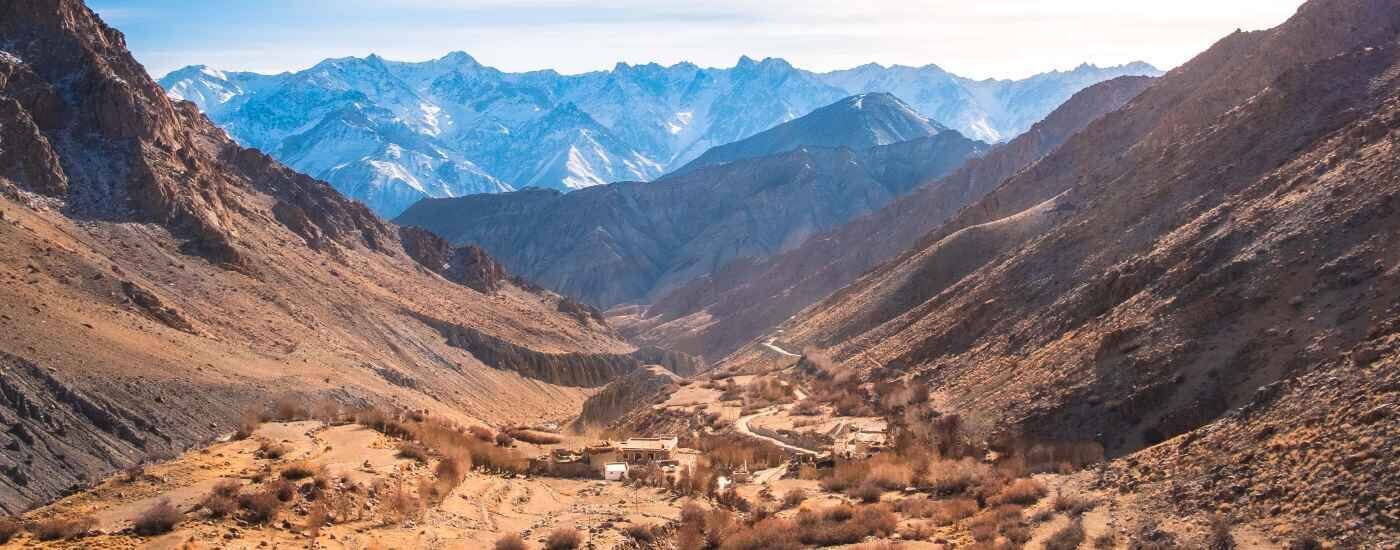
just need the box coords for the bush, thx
[624,524,658,542]
[238,491,282,524]
[1045,519,1086,550]
[133,499,182,536]
[1094,533,1117,548]
[791,399,821,416]
[1287,536,1322,550]
[990,478,1046,506]
[545,527,583,550]
[201,480,241,518]
[723,517,801,550]
[281,461,320,480]
[508,429,563,445]
[850,480,884,503]
[495,533,529,550]
[234,410,261,440]
[932,498,978,525]
[32,514,96,541]
[469,425,495,442]
[380,482,422,524]
[1207,515,1236,550]
[867,461,914,490]
[781,488,807,509]
[820,461,870,492]
[852,505,897,536]
[397,442,429,462]
[256,439,291,460]
[495,432,516,447]
[922,458,993,495]
[0,517,21,544]
[1052,491,1097,516]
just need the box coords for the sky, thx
[91,0,1307,80]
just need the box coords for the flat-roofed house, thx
[619,436,679,463]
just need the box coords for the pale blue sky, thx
[92,0,1306,80]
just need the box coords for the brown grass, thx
[495,532,529,550]
[32,514,97,541]
[820,460,870,492]
[932,498,978,525]
[850,479,884,503]
[921,458,994,495]
[0,517,21,544]
[133,499,182,536]
[201,480,241,518]
[867,460,914,490]
[379,481,423,525]
[990,478,1046,506]
[545,527,583,550]
[1093,533,1117,548]
[469,425,495,441]
[624,523,659,542]
[723,517,801,550]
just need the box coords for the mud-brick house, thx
[619,436,679,463]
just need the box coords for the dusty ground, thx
[10,421,686,549]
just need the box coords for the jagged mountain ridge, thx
[0,0,668,512]
[616,75,1156,362]
[724,0,1398,543]
[161,53,1157,216]
[395,114,990,308]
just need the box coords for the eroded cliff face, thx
[0,0,637,512]
[573,365,681,430]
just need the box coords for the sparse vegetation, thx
[1052,490,1097,516]
[781,488,807,509]
[238,490,283,524]
[397,442,429,462]
[1045,519,1086,550]
[133,499,182,536]
[201,480,241,518]
[507,429,563,445]
[1207,515,1236,550]
[256,439,291,459]
[990,477,1047,506]
[545,527,583,550]
[281,461,320,480]
[32,514,96,541]
[469,425,495,442]
[495,533,529,550]
[624,523,659,542]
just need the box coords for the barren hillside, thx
[0,0,652,513]
[745,0,1399,543]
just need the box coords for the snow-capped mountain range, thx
[160,53,1158,216]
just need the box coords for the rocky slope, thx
[160,53,1156,216]
[0,0,652,513]
[396,119,989,308]
[731,0,1398,543]
[618,75,1155,361]
[671,92,947,175]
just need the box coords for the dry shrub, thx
[545,527,583,550]
[0,517,21,544]
[853,505,898,536]
[201,480,241,518]
[256,439,291,459]
[899,519,937,541]
[1287,536,1322,550]
[508,429,563,445]
[271,478,297,502]
[32,514,96,541]
[1045,519,1086,550]
[791,399,821,416]
[781,488,807,509]
[270,396,313,421]
[990,478,1046,506]
[832,394,876,416]
[676,525,704,550]
[280,461,320,480]
[624,523,658,542]
[306,501,329,538]
[1094,533,1118,548]
[380,481,422,525]
[495,533,529,550]
[234,410,261,440]
[821,460,870,492]
[922,458,993,495]
[1207,515,1236,550]
[133,499,182,536]
[1052,491,1097,517]
[1005,523,1034,544]
[397,442,429,462]
[894,496,937,519]
[867,459,914,490]
[692,433,788,470]
[722,517,801,550]
[851,479,884,503]
[1130,516,1180,549]
[495,431,516,447]
[967,512,998,542]
[932,498,978,525]
[469,425,495,441]
[1024,441,1105,472]
[704,508,734,548]
[238,490,282,524]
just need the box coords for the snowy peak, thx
[672,92,948,175]
[160,51,1155,216]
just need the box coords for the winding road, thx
[735,406,819,455]
[762,337,801,358]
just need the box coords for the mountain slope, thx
[396,124,989,308]
[0,0,659,513]
[618,75,1155,361]
[672,92,947,175]
[731,0,1399,542]
[160,55,1155,216]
